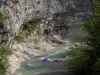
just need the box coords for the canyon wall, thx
[0,0,93,43]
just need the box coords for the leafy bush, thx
[68,46,90,75]
[0,10,11,28]
[0,45,12,75]
[22,19,41,35]
[14,34,25,42]
[93,58,100,75]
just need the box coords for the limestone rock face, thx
[0,0,93,43]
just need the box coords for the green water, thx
[17,48,68,75]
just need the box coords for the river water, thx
[17,47,68,75]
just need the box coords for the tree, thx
[68,0,100,75]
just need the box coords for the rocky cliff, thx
[0,0,93,43]
[0,0,93,75]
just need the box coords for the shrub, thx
[22,19,41,35]
[14,34,25,42]
[68,46,90,75]
[93,58,100,75]
[28,4,35,9]
[0,45,12,75]
[0,10,11,28]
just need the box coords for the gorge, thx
[0,0,93,75]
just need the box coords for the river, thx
[17,47,68,75]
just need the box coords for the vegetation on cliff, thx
[0,11,12,75]
[0,45,12,75]
[0,10,11,28]
[22,19,41,37]
[14,33,25,42]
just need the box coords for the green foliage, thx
[0,45,12,75]
[68,0,100,75]
[0,10,12,75]
[0,12,5,28]
[93,58,100,75]
[0,45,12,57]
[23,19,41,34]
[68,45,90,75]
[73,24,88,42]
[83,0,100,59]
[14,34,25,42]
[36,0,41,4]
[0,10,11,28]
[28,4,35,9]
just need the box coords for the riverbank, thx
[7,33,71,75]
